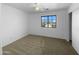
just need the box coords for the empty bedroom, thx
[0,3,79,55]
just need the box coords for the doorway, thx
[69,12,72,45]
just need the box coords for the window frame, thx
[41,15,57,28]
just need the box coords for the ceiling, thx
[4,3,72,13]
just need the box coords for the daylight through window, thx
[41,15,57,28]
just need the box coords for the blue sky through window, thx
[42,15,56,23]
[41,15,56,28]
[49,16,56,20]
[49,16,56,22]
[42,16,48,23]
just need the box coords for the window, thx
[41,15,57,28]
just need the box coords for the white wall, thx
[28,9,69,41]
[0,3,2,55]
[1,4,28,47]
[69,3,79,54]
[72,9,79,54]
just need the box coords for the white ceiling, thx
[4,3,72,12]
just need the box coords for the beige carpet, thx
[3,35,78,55]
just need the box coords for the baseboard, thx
[2,33,29,47]
[72,44,79,55]
[29,34,68,41]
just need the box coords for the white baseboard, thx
[2,33,29,47]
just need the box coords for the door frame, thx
[69,12,72,44]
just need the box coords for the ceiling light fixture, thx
[33,3,49,11]
[33,3,40,11]
[35,7,40,11]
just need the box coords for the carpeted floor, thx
[3,35,78,55]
